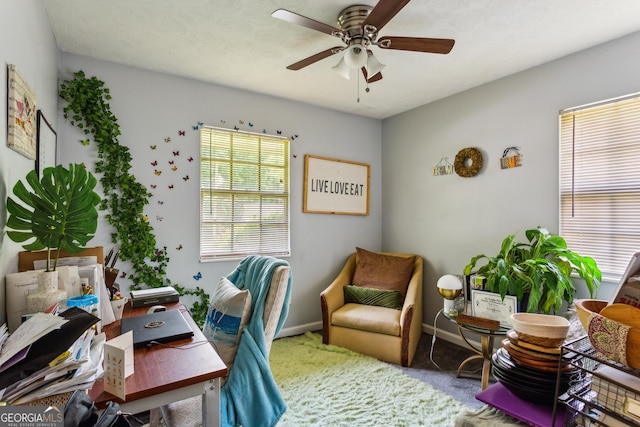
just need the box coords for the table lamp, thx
[437,274,463,316]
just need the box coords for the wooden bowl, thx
[574,299,640,369]
[510,313,570,347]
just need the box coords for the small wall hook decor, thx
[500,147,522,169]
[433,157,454,176]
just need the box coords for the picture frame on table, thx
[35,110,57,178]
[471,289,518,328]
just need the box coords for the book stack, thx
[589,364,640,425]
[0,307,101,405]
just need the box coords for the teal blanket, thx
[221,255,292,427]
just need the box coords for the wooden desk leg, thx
[480,335,495,390]
[202,378,221,427]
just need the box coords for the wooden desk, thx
[89,302,227,427]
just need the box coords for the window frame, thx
[559,92,640,281]
[199,126,290,262]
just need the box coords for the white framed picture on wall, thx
[303,154,370,215]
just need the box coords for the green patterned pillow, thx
[344,285,403,310]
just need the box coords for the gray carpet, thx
[395,333,487,409]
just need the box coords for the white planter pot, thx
[26,270,67,313]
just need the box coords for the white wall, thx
[382,31,640,334]
[0,0,59,326]
[56,53,382,331]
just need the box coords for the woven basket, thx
[575,299,640,369]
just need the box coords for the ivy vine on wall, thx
[59,71,209,327]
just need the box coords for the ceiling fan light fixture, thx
[344,44,368,68]
[332,57,351,79]
[366,52,385,77]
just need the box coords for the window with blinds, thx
[559,93,640,280]
[200,127,290,261]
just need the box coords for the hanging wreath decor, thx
[454,147,483,177]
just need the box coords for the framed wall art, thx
[7,64,37,160]
[36,110,57,178]
[303,154,370,215]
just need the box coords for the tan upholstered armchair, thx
[320,249,423,367]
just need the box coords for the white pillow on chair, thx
[202,277,252,372]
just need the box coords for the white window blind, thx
[200,127,290,261]
[559,93,640,279]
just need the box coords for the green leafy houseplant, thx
[58,71,209,327]
[463,227,601,314]
[6,164,101,271]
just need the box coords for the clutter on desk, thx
[6,263,116,334]
[0,307,104,404]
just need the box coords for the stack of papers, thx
[0,307,102,404]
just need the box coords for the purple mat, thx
[475,383,567,427]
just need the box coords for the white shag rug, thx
[270,332,470,426]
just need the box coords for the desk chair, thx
[158,263,290,427]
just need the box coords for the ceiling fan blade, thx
[286,46,343,70]
[272,9,345,38]
[361,67,383,83]
[363,0,412,32]
[377,36,455,54]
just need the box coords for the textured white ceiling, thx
[43,0,640,119]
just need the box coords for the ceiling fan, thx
[271,0,455,84]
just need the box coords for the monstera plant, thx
[464,227,601,314]
[6,163,101,272]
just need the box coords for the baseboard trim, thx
[278,321,322,338]
[276,320,481,349]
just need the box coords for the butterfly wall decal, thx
[188,157,194,162]
[120,271,126,278]
[168,160,174,165]
[164,137,171,143]
[81,139,90,146]
[179,130,185,136]
[249,122,254,127]
[176,244,183,251]
[158,200,164,205]
[150,184,157,189]
[150,145,157,150]
[154,169,162,175]
[168,184,174,189]
[193,272,202,280]
[173,151,179,156]
[172,166,178,171]
[156,216,164,222]
[183,175,189,181]
[151,160,158,166]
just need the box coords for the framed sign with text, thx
[303,154,370,215]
